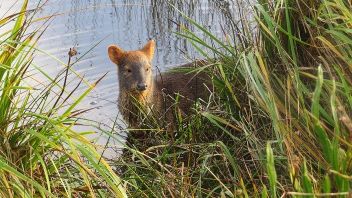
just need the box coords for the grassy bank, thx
[1,0,351,197]
[118,0,352,197]
[0,1,126,197]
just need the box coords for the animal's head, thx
[108,40,155,97]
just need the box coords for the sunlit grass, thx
[118,0,352,197]
[0,1,126,197]
[1,0,351,197]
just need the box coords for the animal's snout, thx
[136,83,148,91]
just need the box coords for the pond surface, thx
[1,0,250,157]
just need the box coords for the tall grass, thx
[117,0,352,197]
[0,1,126,197]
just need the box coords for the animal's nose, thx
[137,83,147,91]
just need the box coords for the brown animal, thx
[108,40,211,133]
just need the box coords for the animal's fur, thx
[108,40,211,132]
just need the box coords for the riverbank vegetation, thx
[119,0,352,197]
[0,0,351,197]
[0,1,126,197]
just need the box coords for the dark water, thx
[0,0,249,157]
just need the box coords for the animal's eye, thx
[127,69,131,73]
[146,67,150,71]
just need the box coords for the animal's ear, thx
[108,45,125,65]
[141,40,155,61]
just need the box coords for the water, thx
[0,0,249,157]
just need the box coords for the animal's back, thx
[154,61,212,116]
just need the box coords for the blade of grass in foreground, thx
[266,143,277,198]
